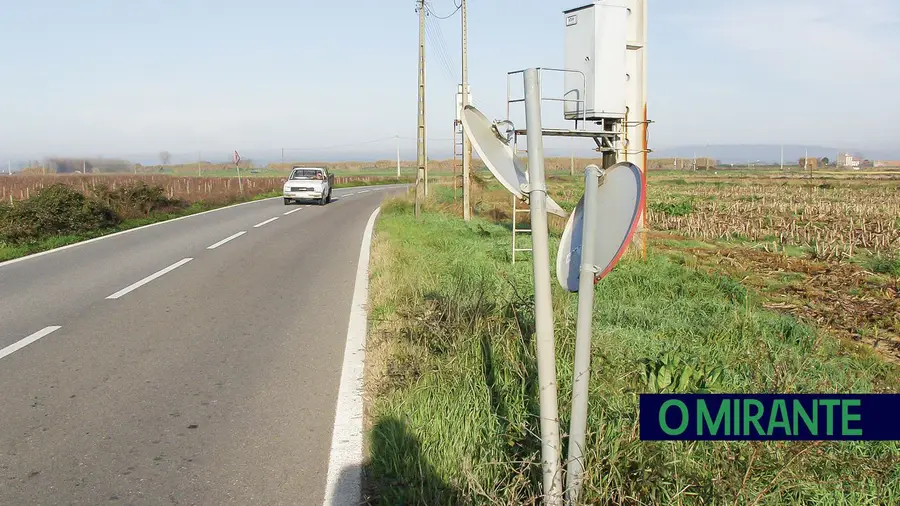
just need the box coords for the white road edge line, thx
[322,206,380,506]
[106,258,193,300]
[283,207,303,215]
[0,196,278,269]
[207,231,246,250]
[0,326,62,362]
[253,217,279,228]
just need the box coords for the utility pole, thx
[396,134,401,178]
[7,160,11,175]
[415,0,427,217]
[570,138,575,176]
[461,0,471,221]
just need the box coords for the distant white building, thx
[837,152,861,170]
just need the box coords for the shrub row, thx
[0,183,184,244]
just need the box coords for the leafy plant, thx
[640,352,724,393]
[0,184,119,244]
[649,199,695,217]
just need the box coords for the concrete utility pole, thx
[570,138,575,176]
[461,0,471,221]
[415,0,427,217]
[7,160,11,175]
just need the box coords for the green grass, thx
[364,198,900,505]
[856,255,900,277]
[0,191,280,262]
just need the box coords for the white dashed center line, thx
[284,207,304,215]
[0,326,62,362]
[207,231,246,250]
[254,217,279,228]
[106,258,194,300]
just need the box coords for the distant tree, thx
[159,151,172,165]
[821,156,830,166]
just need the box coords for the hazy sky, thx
[1,0,898,161]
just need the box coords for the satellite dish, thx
[461,105,567,218]
[556,161,645,292]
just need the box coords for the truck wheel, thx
[284,198,291,205]
[326,188,332,203]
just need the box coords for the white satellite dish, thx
[556,161,645,292]
[461,105,568,217]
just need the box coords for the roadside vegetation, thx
[362,172,900,505]
[0,174,410,262]
[0,182,278,262]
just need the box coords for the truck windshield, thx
[290,169,323,180]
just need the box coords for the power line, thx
[424,20,456,83]
[425,0,460,19]
[429,13,459,80]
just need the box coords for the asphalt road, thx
[0,184,406,505]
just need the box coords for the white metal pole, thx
[7,160,11,175]
[396,134,401,178]
[566,164,602,504]
[523,68,564,506]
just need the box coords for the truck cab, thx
[283,167,334,205]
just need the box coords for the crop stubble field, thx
[643,173,900,364]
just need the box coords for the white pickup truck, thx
[283,167,334,205]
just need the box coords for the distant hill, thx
[651,145,900,165]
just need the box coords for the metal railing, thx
[506,67,588,131]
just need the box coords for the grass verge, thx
[362,195,900,505]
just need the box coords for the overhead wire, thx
[424,1,460,85]
[424,19,457,84]
[428,11,459,81]
[426,0,461,19]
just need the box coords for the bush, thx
[0,184,120,244]
[92,182,184,218]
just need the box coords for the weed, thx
[649,199,695,217]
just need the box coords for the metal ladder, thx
[452,120,463,201]
[511,149,532,264]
